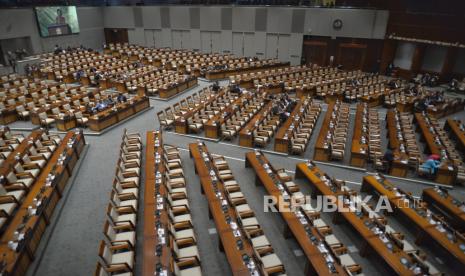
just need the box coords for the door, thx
[153,30,162,48]
[211,32,221,54]
[144,29,155,47]
[232,32,243,57]
[144,29,162,48]
[104,28,129,45]
[181,30,191,50]
[172,30,183,49]
[277,34,290,62]
[303,41,328,66]
[266,34,279,59]
[243,32,255,57]
[337,43,367,71]
[200,31,211,53]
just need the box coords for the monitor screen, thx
[35,6,80,37]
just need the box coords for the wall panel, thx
[421,45,447,73]
[394,42,415,70]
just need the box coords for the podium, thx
[48,24,71,36]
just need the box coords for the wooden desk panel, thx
[445,119,465,155]
[313,102,336,161]
[362,175,465,268]
[350,105,368,168]
[274,100,304,153]
[174,90,226,134]
[238,101,273,148]
[246,152,350,276]
[295,164,439,275]
[422,188,465,232]
[204,93,251,139]
[88,97,149,131]
[0,131,84,275]
[190,144,254,276]
[143,131,172,276]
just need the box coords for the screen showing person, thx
[35,6,80,37]
[55,8,66,24]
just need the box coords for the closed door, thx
[181,30,191,49]
[277,34,290,62]
[232,32,243,57]
[244,33,255,57]
[104,28,129,45]
[266,34,279,59]
[338,44,367,71]
[211,32,221,54]
[172,30,183,49]
[200,31,211,53]
[153,30,162,48]
[144,30,155,47]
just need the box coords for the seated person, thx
[382,148,394,172]
[212,81,220,92]
[95,100,107,112]
[419,158,441,175]
[103,95,114,106]
[117,93,127,103]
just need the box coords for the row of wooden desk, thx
[88,96,150,132]
[0,130,43,178]
[444,119,465,155]
[273,100,305,153]
[362,175,465,270]
[313,101,336,162]
[204,93,253,139]
[295,163,440,275]
[174,89,227,134]
[414,113,458,185]
[385,110,411,177]
[238,101,273,147]
[204,62,290,80]
[190,143,260,276]
[143,131,172,275]
[422,187,465,233]
[245,152,354,276]
[0,130,85,275]
[349,104,369,168]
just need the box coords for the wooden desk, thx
[274,100,304,153]
[362,175,465,269]
[0,130,43,177]
[238,101,272,147]
[422,188,465,232]
[189,144,257,276]
[313,102,336,161]
[203,94,250,139]
[385,110,409,177]
[295,163,426,275]
[0,131,85,276]
[143,131,172,275]
[414,113,458,185]
[55,116,77,131]
[350,105,368,167]
[445,119,465,154]
[0,108,17,125]
[88,97,149,131]
[174,90,226,134]
[245,152,351,276]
